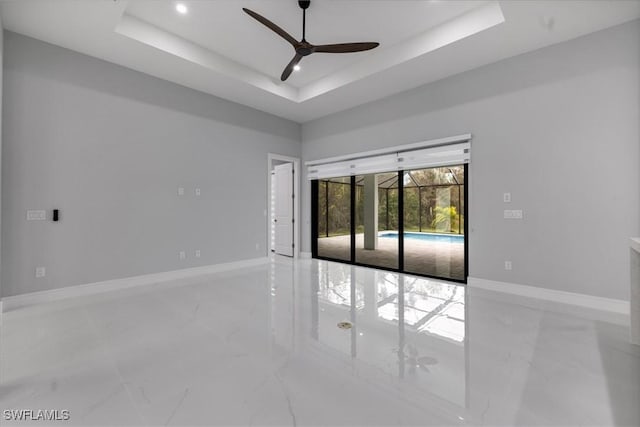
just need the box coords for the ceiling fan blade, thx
[242,8,298,47]
[313,42,379,54]
[281,54,303,81]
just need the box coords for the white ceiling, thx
[1,0,639,123]
[125,0,486,88]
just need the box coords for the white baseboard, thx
[468,277,629,315]
[300,252,312,259]
[1,257,269,313]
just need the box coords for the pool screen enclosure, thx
[308,136,470,283]
[311,165,468,282]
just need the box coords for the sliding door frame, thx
[311,166,468,284]
[311,180,319,257]
[463,165,469,282]
[398,170,405,272]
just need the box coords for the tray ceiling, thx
[1,0,638,122]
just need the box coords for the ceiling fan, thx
[242,0,380,81]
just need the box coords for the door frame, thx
[268,153,301,259]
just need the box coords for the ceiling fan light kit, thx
[243,0,380,81]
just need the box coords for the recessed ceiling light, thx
[293,65,301,71]
[175,3,188,15]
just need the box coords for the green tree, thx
[431,206,458,232]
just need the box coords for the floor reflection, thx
[2,256,637,426]
[309,260,467,410]
[265,257,639,426]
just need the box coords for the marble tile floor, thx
[1,257,639,426]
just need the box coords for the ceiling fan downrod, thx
[299,1,310,41]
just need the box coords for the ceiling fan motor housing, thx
[297,42,313,56]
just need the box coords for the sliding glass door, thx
[312,165,467,283]
[402,167,466,281]
[316,177,352,261]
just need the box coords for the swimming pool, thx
[379,232,464,243]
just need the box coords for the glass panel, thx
[403,166,466,281]
[355,173,398,269]
[317,177,351,261]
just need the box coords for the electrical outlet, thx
[35,267,46,278]
[179,251,186,260]
[255,243,260,250]
[503,193,511,203]
[504,261,512,271]
[195,250,201,258]
[178,187,185,196]
[195,188,201,196]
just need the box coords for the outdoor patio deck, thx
[317,233,465,280]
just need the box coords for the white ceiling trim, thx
[115,13,298,101]
[299,2,505,102]
[115,2,504,104]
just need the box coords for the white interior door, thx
[274,163,294,256]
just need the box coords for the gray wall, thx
[301,20,640,301]
[1,32,301,298]
[3,20,639,302]
[0,15,3,300]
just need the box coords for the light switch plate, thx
[195,250,201,258]
[35,267,46,278]
[503,193,511,203]
[195,188,201,196]
[178,187,185,196]
[27,210,46,221]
